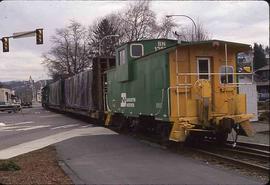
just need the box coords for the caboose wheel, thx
[160,124,170,146]
[216,132,228,145]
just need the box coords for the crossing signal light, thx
[2,37,9,52]
[36,29,43,45]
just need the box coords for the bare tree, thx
[154,17,177,39]
[116,0,178,42]
[118,1,156,41]
[42,20,91,80]
[195,21,211,41]
[173,19,211,42]
[87,1,178,44]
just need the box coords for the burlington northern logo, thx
[120,93,136,108]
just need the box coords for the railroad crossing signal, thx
[36,29,43,45]
[2,37,9,52]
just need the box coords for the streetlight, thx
[166,14,197,41]
[98,34,120,56]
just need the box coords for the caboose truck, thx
[105,39,254,143]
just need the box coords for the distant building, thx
[0,88,14,104]
[25,76,52,103]
[34,79,51,102]
[29,76,36,102]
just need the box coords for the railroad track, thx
[113,127,270,174]
[226,141,269,151]
[191,141,270,174]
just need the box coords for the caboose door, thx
[196,57,215,111]
[196,58,210,80]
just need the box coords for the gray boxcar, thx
[64,70,94,110]
[48,80,63,107]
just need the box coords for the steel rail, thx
[192,148,270,173]
[226,145,270,156]
[221,148,270,160]
[226,141,270,151]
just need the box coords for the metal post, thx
[251,50,254,84]
[225,43,228,83]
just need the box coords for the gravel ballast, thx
[0,146,73,185]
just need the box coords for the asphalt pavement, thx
[56,135,262,185]
[0,105,262,184]
[0,104,94,154]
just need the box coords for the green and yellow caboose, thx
[105,39,254,142]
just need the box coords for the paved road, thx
[0,105,261,184]
[0,105,95,153]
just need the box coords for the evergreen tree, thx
[90,18,119,56]
[253,43,267,70]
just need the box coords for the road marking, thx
[81,125,90,128]
[0,121,33,128]
[51,124,79,130]
[0,127,117,159]
[0,126,28,131]
[0,122,49,132]
[16,125,51,131]
[10,121,34,126]
[0,121,34,128]
[40,114,63,118]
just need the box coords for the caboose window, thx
[197,58,210,80]
[130,44,144,58]
[220,66,234,83]
[119,49,126,65]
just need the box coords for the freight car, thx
[42,57,116,119]
[42,39,254,143]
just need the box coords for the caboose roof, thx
[178,39,250,48]
[118,39,250,49]
[117,38,177,48]
[132,39,251,62]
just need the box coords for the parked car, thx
[0,101,21,113]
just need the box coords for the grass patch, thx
[0,161,20,171]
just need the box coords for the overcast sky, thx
[0,1,268,82]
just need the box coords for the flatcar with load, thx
[42,38,254,143]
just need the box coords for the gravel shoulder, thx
[0,146,73,185]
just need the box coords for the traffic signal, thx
[2,37,9,52]
[36,29,43,45]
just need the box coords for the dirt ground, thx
[0,146,73,185]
